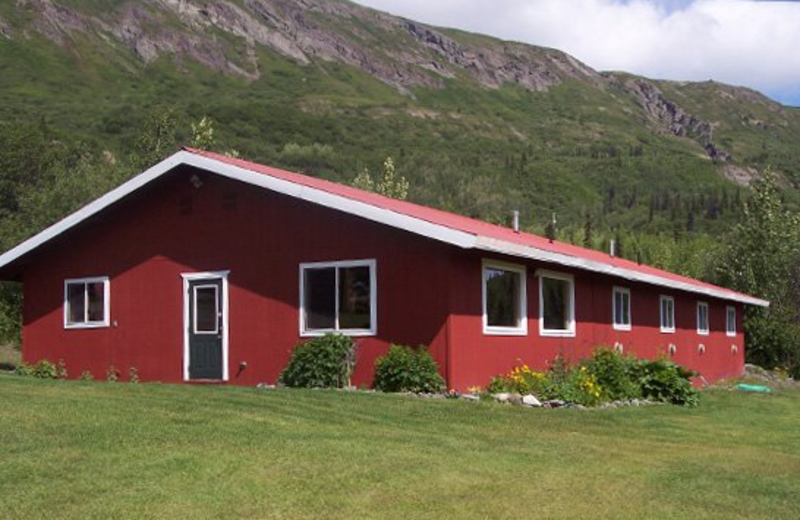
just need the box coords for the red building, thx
[0,149,768,388]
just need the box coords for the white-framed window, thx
[660,295,675,333]
[726,305,737,337]
[64,276,110,329]
[539,270,575,337]
[697,301,709,336]
[612,286,631,331]
[299,259,376,336]
[482,260,527,335]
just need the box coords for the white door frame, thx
[181,270,230,381]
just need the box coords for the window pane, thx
[699,305,708,331]
[67,283,85,324]
[543,277,569,330]
[614,290,629,326]
[304,268,336,330]
[622,293,630,325]
[661,299,674,329]
[338,266,371,330]
[87,282,105,322]
[194,286,217,333]
[669,301,675,328]
[486,268,520,328]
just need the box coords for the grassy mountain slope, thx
[1,0,799,237]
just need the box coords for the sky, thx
[351,0,800,107]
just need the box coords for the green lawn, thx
[1,375,799,519]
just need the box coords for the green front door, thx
[188,278,224,380]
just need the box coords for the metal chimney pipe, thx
[512,210,520,233]
[610,239,616,257]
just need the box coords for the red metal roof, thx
[185,148,762,305]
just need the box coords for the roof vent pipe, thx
[610,239,616,257]
[512,210,520,233]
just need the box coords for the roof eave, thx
[475,237,769,307]
[0,150,770,308]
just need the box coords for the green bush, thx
[15,359,65,379]
[488,350,699,407]
[559,366,603,406]
[373,344,445,393]
[581,348,641,400]
[634,359,699,406]
[279,334,355,388]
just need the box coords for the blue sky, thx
[354,0,800,107]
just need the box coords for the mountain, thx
[2,0,800,235]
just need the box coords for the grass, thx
[1,376,799,519]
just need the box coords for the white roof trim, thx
[0,150,768,308]
[474,237,768,307]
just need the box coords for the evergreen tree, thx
[582,212,594,248]
[545,212,557,241]
[614,229,624,258]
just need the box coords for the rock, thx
[507,393,523,406]
[460,393,480,402]
[609,75,729,162]
[543,399,565,408]
[493,392,510,403]
[522,394,542,407]
[256,383,276,389]
[574,404,587,411]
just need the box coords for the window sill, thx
[540,329,576,338]
[697,330,709,336]
[483,326,528,337]
[300,329,376,338]
[64,322,110,330]
[613,324,632,332]
[660,328,676,334]
[726,332,737,337]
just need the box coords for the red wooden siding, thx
[444,252,744,390]
[19,165,745,388]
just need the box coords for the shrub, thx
[487,375,513,394]
[279,334,355,388]
[56,359,68,379]
[634,359,699,406]
[581,348,641,400]
[511,364,555,396]
[106,365,119,382]
[373,344,445,393]
[489,350,699,407]
[128,367,140,383]
[79,370,94,382]
[16,359,62,379]
[563,366,604,406]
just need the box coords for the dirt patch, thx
[0,343,21,371]
[721,164,758,186]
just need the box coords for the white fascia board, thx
[0,151,193,271]
[475,237,769,307]
[180,154,477,249]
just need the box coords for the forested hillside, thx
[2,0,800,238]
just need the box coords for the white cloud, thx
[352,0,800,105]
